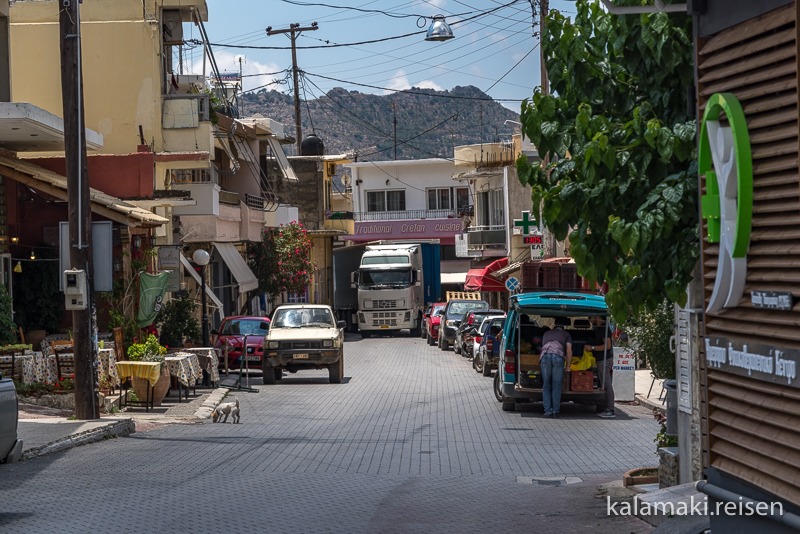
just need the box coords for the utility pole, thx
[266,22,319,155]
[539,0,549,97]
[392,100,397,160]
[60,0,98,420]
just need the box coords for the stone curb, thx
[635,393,666,414]
[21,418,136,460]
[192,387,229,420]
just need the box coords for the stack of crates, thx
[541,263,561,289]
[560,263,578,290]
[522,261,541,290]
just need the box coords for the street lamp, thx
[193,249,211,346]
[425,15,454,42]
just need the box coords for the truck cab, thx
[497,292,611,413]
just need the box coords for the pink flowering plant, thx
[249,221,314,306]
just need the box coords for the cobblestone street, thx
[1,333,658,533]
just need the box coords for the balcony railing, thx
[354,209,461,222]
[466,225,506,247]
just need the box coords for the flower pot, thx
[131,366,170,406]
[622,467,659,487]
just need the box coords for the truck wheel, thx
[493,372,504,402]
[501,400,515,412]
[275,367,283,381]
[473,351,481,372]
[439,335,447,351]
[410,326,421,338]
[329,353,344,384]
[482,358,492,377]
[262,364,276,385]
[360,330,371,339]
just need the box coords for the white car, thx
[263,304,346,385]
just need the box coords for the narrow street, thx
[1,333,657,533]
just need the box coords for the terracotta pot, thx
[623,467,659,487]
[131,366,170,406]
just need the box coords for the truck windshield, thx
[358,268,411,288]
[361,255,408,265]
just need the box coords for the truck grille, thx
[373,299,397,309]
[280,341,322,350]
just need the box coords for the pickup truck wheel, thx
[501,400,515,412]
[274,367,283,381]
[438,335,447,351]
[453,339,461,354]
[262,364,277,385]
[329,353,344,384]
[493,372,504,402]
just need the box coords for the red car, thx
[424,302,447,346]
[212,315,270,370]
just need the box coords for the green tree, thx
[0,284,18,345]
[156,291,201,349]
[517,2,698,323]
[249,221,314,308]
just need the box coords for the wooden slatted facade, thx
[697,3,800,507]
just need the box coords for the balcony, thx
[466,225,506,249]
[454,142,516,169]
[354,209,458,222]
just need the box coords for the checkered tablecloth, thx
[163,352,204,388]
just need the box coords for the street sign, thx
[505,276,520,292]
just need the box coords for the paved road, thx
[0,333,657,533]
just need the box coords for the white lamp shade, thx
[426,15,454,42]
[192,249,210,266]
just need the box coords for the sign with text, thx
[706,336,799,388]
[750,290,793,311]
[351,219,462,244]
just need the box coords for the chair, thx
[50,340,75,381]
[0,349,16,381]
[113,327,126,361]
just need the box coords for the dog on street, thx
[211,398,240,423]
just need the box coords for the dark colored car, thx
[0,376,21,463]
[424,302,446,345]
[455,309,504,357]
[438,299,489,351]
[212,315,270,370]
[474,316,506,376]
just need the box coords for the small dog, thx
[212,398,240,423]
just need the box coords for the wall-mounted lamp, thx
[425,15,454,42]
[29,250,35,260]
[385,179,391,186]
[10,236,18,245]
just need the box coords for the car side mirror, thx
[337,320,347,329]
[260,321,269,330]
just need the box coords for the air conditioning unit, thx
[162,10,184,44]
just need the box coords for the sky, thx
[192,0,576,113]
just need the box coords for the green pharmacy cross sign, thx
[699,92,753,314]
[514,211,538,235]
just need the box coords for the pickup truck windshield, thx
[358,268,411,288]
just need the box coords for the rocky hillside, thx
[242,85,522,161]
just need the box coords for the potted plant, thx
[156,291,201,349]
[126,334,170,406]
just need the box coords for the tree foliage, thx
[516,2,698,323]
[249,221,314,306]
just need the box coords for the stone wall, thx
[658,446,679,489]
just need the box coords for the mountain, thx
[242,85,522,161]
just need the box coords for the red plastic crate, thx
[570,370,595,392]
[541,263,561,289]
[522,261,541,289]
[560,263,577,289]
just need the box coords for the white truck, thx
[351,242,441,338]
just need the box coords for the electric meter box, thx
[63,269,88,310]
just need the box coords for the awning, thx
[214,242,259,293]
[0,155,168,228]
[441,272,468,285]
[464,257,509,292]
[180,253,224,324]
[493,261,523,277]
[267,136,299,182]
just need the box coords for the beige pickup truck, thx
[263,304,347,385]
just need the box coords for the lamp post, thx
[193,249,211,347]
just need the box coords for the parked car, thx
[212,315,270,370]
[263,304,347,384]
[474,316,506,376]
[0,375,22,463]
[455,309,504,357]
[438,299,489,351]
[424,302,446,345]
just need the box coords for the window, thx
[367,190,406,212]
[428,186,471,211]
[477,189,504,226]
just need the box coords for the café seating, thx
[0,348,16,380]
[50,340,75,381]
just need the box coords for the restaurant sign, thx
[352,219,462,242]
[706,336,799,388]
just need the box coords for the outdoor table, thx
[0,351,38,384]
[178,347,220,386]
[164,352,203,401]
[41,347,120,389]
[115,361,161,411]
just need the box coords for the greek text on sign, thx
[706,337,798,387]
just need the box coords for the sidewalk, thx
[14,384,229,461]
[633,368,666,413]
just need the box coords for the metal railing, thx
[354,209,461,221]
[466,225,506,246]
